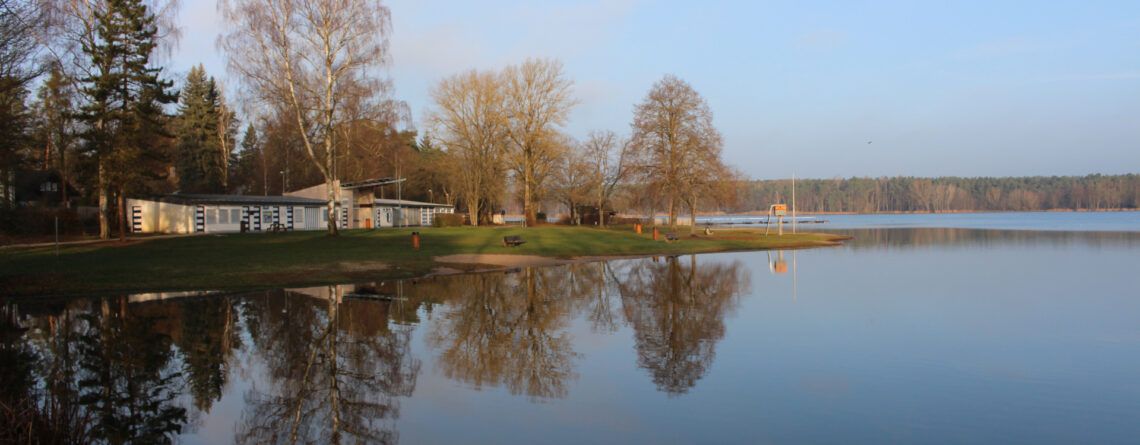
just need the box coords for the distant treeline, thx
[739,174,1139,213]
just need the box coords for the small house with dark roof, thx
[126,194,329,234]
[11,170,79,208]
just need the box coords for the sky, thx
[170,0,1140,180]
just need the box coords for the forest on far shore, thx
[738,174,1139,213]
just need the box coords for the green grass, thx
[0,225,847,297]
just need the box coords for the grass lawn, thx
[0,225,847,297]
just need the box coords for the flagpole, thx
[792,172,797,234]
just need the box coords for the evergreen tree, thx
[78,0,177,240]
[234,123,264,195]
[174,66,239,193]
[0,79,27,209]
[174,65,221,193]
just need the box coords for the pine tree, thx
[174,66,239,193]
[234,123,264,195]
[79,0,177,240]
[174,65,219,192]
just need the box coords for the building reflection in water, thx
[0,253,752,442]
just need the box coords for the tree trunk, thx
[467,195,479,227]
[668,195,677,229]
[687,193,697,234]
[326,181,339,235]
[524,162,535,227]
[117,191,126,242]
[98,161,110,240]
[61,152,69,208]
[597,185,605,227]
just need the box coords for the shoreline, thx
[0,226,848,298]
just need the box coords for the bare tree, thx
[630,75,724,229]
[221,0,394,235]
[0,0,44,94]
[426,69,509,226]
[677,137,730,232]
[502,58,575,227]
[552,138,591,225]
[582,130,632,227]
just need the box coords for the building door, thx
[305,207,320,230]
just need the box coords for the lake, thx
[699,210,1140,232]
[2,212,1138,444]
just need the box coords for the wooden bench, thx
[503,235,526,247]
[665,232,679,242]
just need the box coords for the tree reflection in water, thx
[1,254,752,442]
[615,255,750,395]
[77,297,187,443]
[427,267,580,400]
[426,255,749,399]
[235,286,420,445]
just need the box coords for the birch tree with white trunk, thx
[221,0,395,235]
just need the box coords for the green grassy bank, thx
[0,225,847,297]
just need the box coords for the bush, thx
[610,216,648,226]
[432,213,466,227]
[0,207,96,238]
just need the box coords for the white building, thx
[126,194,330,234]
[287,178,454,228]
[373,198,455,227]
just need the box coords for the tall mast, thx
[792,172,797,234]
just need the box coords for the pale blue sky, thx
[172,0,1140,179]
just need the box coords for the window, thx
[219,208,230,224]
[321,210,328,222]
[230,208,241,223]
[206,208,218,225]
[295,207,305,225]
[263,207,272,224]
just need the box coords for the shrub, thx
[0,208,96,237]
[432,213,466,227]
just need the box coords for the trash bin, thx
[411,231,421,250]
[240,220,248,233]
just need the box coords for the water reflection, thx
[832,227,1140,250]
[234,287,419,445]
[1,254,752,443]
[614,256,750,395]
[427,268,578,400]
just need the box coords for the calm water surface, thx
[702,210,1140,231]
[3,223,1139,444]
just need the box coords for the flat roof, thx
[341,177,405,189]
[374,198,453,208]
[140,194,328,206]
